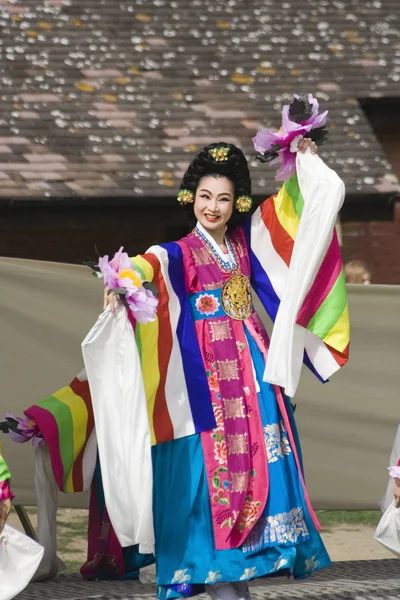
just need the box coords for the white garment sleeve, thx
[263,149,345,397]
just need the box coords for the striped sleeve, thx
[245,151,349,396]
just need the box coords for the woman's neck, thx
[197,222,226,247]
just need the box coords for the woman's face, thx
[194,175,234,235]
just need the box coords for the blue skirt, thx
[152,330,331,599]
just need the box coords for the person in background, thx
[0,441,14,533]
[344,260,371,284]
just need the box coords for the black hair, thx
[179,142,252,230]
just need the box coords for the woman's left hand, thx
[0,498,11,533]
[298,137,318,154]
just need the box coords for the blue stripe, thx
[242,219,280,321]
[161,241,216,434]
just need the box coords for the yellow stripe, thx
[274,185,300,241]
[133,255,155,283]
[138,318,159,446]
[131,255,158,445]
[323,303,350,353]
[53,387,88,493]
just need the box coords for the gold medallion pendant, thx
[221,274,253,320]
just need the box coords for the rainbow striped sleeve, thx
[24,371,97,493]
[244,154,349,394]
[23,244,215,493]
[133,243,215,445]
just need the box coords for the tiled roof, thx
[0,0,399,201]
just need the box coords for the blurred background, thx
[0,0,398,282]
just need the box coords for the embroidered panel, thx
[230,471,248,493]
[227,432,249,455]
[209,319,233,343]
[223,396,245,420]
[216,358,240,381]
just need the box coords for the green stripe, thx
[307,270,347,339]
[135,324,143,362]
[132,259,146,281]
[0,455,11,483]
[285,173,304,218]
[38,396,74,488]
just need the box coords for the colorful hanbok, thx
[19,150,349,598]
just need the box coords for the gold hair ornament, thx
[208,146,231,162]
[177,188,194,206]
[235,195,253,213]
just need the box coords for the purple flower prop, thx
[97,248,159,324]
[1,412,43,447]
[253,93,328,181]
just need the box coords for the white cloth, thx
[380,424,400,512]
[81,305,154,553]
[264,149,345,397]
[0,525,44,600]
[375,500,400,557]
[32,444,65,581]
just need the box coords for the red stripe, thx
[297,231,342,327]
[69,377,94,491]
[143,253,174,443]
[327,342,349,367]
[24,405,65,491]
[260,196,294,267]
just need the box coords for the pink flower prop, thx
[195,293,221,316]
[97,248,158,324]
[253,93,328,181]
[1,412,43,448]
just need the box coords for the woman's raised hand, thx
[298,137,318,154]
[103,287,120,314]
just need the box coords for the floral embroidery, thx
[206,366,220,393]
[205,570,223,584]
[305,555,320,575]
[263,421,292,463]
[195,293,221,316]
[213,440,227,465]
[273,557,289,571]
[242,506,309,554]
[240,567,257,580]
[237,498,261,532]
[212,403,224,429]
[171,569,191,584]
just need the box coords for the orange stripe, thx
[327,342,349,367]
[143,253,174,443]
[70,377,94,492]
[260,196,294,267]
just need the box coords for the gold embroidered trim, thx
[209,320,233,342]
[230,471,248,493]
[217,359,240,381]
[227,432,248,455]
[223,396,245,420]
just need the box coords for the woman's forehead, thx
[197,174,234,194]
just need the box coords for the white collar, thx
[196,221,235,266]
